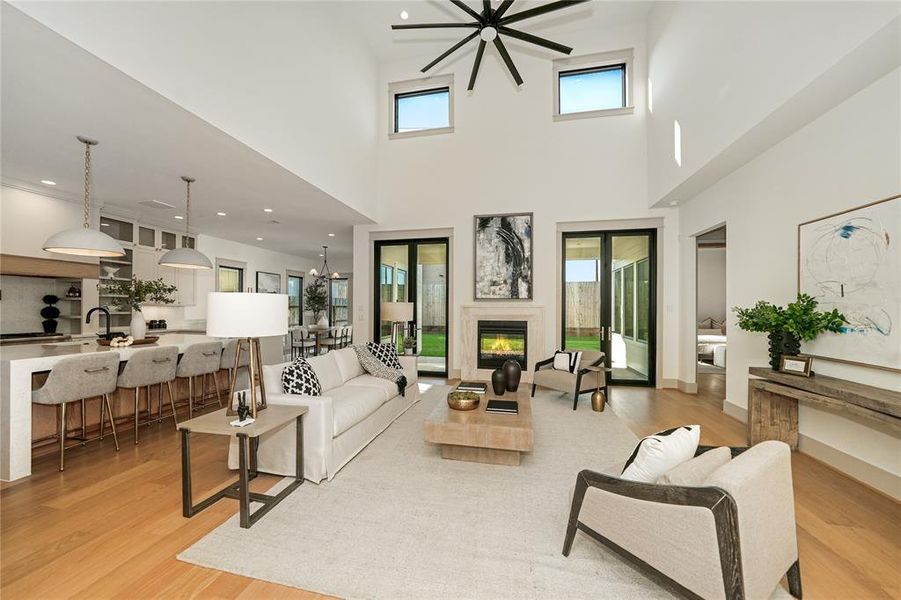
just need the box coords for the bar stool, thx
[31,353,120,471]
[220,338,250,404]
[291,326,316,359]
[176,342,223,420]
[115,346,178,445]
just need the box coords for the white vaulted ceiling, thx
[1,4,373,262]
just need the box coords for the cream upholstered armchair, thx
[531,349,605,410]
[563,441,801,600]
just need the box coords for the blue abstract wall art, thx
[798,195,900,371]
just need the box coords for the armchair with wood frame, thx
[563,441,802,600]
[531,349,605,410]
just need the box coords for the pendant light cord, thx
[82,141,91,229]
[181,176,196,248]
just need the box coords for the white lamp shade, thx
[381,301,414,322]
[206,292,288,338]
[43,227,125,257]
[158,247,213,269]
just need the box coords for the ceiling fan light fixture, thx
[479,26,497,42]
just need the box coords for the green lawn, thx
[562,335,602,351]
[419,332,446,357]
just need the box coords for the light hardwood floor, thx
[2,379,898,599]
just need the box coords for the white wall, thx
[678,67,901,494]
[11,1,381,220]
[646,2,900,206]
[0,185,99,264]
[697,246,726,323]
[354,23,681,383]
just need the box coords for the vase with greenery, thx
[733,293,845,370]
[99,276,177,339]
[304,276,329,326]
[403,334,417,355]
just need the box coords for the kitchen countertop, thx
[0,333,223,370]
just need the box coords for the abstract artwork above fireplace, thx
[474,213,533,300]
[478,320,528,370]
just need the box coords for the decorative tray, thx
[96,337,159,347]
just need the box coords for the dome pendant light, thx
[42,136,126,258]
[309,245,339,279]
[159,176,213,270]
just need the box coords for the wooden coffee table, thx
[424,389,533,466]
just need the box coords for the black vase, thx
[503,359,522,392]
[491,368,506,395]
[42,319,58,334]
[767,331,801,370]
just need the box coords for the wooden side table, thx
[178,405,308,528]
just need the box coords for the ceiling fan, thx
[391,0,590,90]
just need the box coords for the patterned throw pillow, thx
[366,342,402,370]
[621,425,701,482]
[553,350,582,373]
[281,358,322,396]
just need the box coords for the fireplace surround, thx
[460,304,545,384]
[477,320,527,370]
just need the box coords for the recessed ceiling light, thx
[400,10,409,20]
[217,211,227,216]
[174,215,184,220]
[256,237,263,241]
[263,208,273,213]
[319,254,324,257]
[669,201,678,206]
[40,180,57,186]
[328,233,335,237]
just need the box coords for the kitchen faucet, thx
[85,306,112,340]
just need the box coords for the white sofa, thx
[227,347,419,482]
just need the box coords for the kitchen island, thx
[1,334,224,481]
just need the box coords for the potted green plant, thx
[733,293,845,370]
[99,276,177,339]
[304,276,329,327]
[403,334,417,355]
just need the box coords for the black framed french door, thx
[561,229,657,386]
[373,238,449,376]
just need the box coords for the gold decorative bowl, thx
[447,391,480,411]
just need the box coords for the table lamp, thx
[381,301,414,353]
[207,292,288,418]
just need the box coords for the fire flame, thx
[489,335,513,353]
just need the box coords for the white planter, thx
[130,310,146,339]
[317,315,329,328]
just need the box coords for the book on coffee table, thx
[485,399,518,414]
[457,381,487,394]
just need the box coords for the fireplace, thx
[477,320,528,370]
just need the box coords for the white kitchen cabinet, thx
[175,266,195,306]
[130,247,196,306]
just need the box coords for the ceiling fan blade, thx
[499,0,590,26]
[483,0,492,17]
[450,0,485,22]
[468,40,487,90]
[421,30,480,72]
[493,37,524,86]
[392,22,479,30]
[498,26,572,54]
[494,0,514,20]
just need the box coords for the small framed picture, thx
[780,355,813,377]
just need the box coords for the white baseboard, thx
[720,401,899,499]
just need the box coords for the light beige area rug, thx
[178,383,790,599]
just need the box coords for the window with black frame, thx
[394,87,450,133]
[287,275,303,326]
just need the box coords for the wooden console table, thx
[747,367,901,449]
